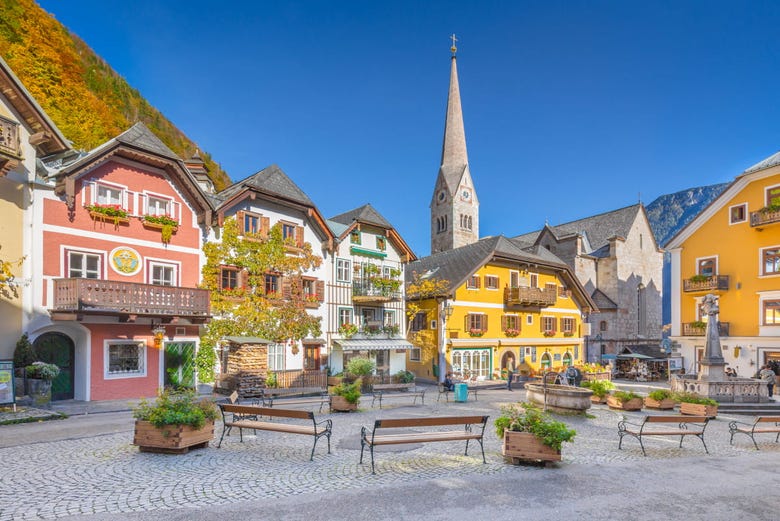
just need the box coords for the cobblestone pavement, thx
[1,387,779,520]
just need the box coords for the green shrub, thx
[265,372,278,388]
[494,402,576,452]
[133,388,218,429]
[673,391,718,406]
[13,334,36,369]
[395,370,415,384]
[583,379,615,398]
[648,389,673,401]
[25,362,60,381]
[611,390,640,403]
[346,357,375,377]
[330,379,361,404]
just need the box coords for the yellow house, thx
[0,57,69,360]
[406,236,597,381]
[667,150,780,375]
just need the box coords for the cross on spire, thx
[450,33,458,55]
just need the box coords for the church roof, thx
[512,204,642,255]
[329,203,392,229]
[438,55,469,194]
[590,289,618,310]
[214,164,315,207]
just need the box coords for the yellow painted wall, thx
[0,176,25,359]
[679,170,780,336]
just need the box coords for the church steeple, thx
[430,35,479,254]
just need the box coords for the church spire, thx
[440,34,469,177]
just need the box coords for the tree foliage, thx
[0,247,24,300]
[0,0,230,190]
[197,217,323,381]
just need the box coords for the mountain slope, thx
[646,182,730,247]
[0,0,230,190]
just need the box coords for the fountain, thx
[524,372,593,414]
[671,294,768,403]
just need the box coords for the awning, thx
[335,338,415,351]
[617,353,654,359]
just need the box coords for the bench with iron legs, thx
[618,415,710,456]
[217,403,332,461]
[371,383,426,408]
[359,415,489,474]
[437,383,479,402]
[729,416,780,450]
[260,387,330,412]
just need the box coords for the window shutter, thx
[476,276,481,289]
[483,314,488,331]
[236,211,246,235]
[239,269,249,289]
[295,225,304,247]
[281,276,292,300]
[261,216,270,238]
[316,280,325,301]
[464,314,470,331]
[501,315,507,331]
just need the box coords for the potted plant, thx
[330,379,361,412]
[495,402,575,464]
[327,370,344,387]
[581,379,615,404]
[346,357,376,392]
[394,370,415,384]
[25,362,60,407]
[644,389,676,410]
[142,214,178,243]
[132,388,218,453]
[607,390,643,411]
[675,392,718,418]
[85,203,129,226]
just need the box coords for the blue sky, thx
[38,0,780,256]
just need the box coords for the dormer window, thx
[243,212,260,235]
[96,183,124,207]
[376,236,386,251]
[146,196,171,217]
[350,230,361,245]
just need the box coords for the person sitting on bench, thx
[443,373,455,391]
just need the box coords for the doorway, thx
[304,345,321,370]
[164,342,196,388]
[33,332,75,401]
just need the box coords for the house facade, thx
[28,123,213,401]
[406,236,597,380]
[0,56,70,361]
[326,204,416,377]
[513,204,664,363]
[209,164,335,382]
[667,150,780,376]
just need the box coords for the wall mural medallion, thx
[110,246,142,276]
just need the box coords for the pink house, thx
[30,123,213,401]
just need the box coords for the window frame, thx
[466,275,481,289]
[485,275,499,290]
[729,203,747,225]
[145,193,172,217]
[350,230,361,245]
[763,299,780,325]
[338,307,354,326]
[219,265,240,291]
[409,348,421,362]
[148,261,178,286]
[411,311,427,332]
[104,340,146,379]
[336,258,352,283]
[466,313,487,332]
[242,211,262,235]
[264,273,280,297]
[67,250,102,279]
[503,314,520,332]
[697,256,717,277]
[761,246,780,276]
[376,236,387,251]
[766,184,780,207]
[267,343,285,371]
[94,182,126,208]
[561,317,576,334]
[541,316,556,334]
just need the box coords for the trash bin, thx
[454,383,468,402]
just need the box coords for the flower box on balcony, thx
[87,204,129,226]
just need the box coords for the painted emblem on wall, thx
[110,247,142,276]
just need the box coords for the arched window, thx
[467,216,472,230]
[600,320,608,332]
[540,352,552,369]
[562,352,572,367]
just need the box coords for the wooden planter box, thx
[590,394,608,404]
[582,372,612,382]
[142,220,178,232]
[327,376,343,387]
[330,395,358,412]
[644,397,677,410]
[502,431,561,463]
[679,402,718,418]
[89,211,129,225]
[133,420,214,453]
[607,396,643,411]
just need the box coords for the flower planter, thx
[679,402,718,418]
[644,397,677,410]
[329,395,358,412]
[133,420,214,453]
[590,394,608,404]
[502,431,561,463]
[327,376,343,387]
[142,220,178,232]
[89,211,129,225]
[27,378,52,407]
[607,395,643,411]
[582,372,612,382]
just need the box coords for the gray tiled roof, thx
[620,344,667,359]
[326,219,349,237]
[115,122,180,160]
[743,150,780,174]
[329,204,392,229]
[590,289,618,310]
[512,204,641,254]
[406,235,569,295]
[215,164,314,207]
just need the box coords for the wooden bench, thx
[359,415,489,474]
[437,383,479,402]
[729,416,780,450]
[260,387,330,412]
[371,383,426,408]
[618,415,710,456]
[217,403,332,460]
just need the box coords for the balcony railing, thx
[352,279,401,302]
[504,286,557,307]
[682,321,730,337]
[52,278,210,319]
[683,275,729,292]
[750,209,780,228]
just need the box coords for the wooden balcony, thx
[0,115,21,176]
[750,209,780,229]
[52,278,210,322]
[504,286,557,307]
[682,322,729,337]
[352,279,401,303]
[683,275,729,293]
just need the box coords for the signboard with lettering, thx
[0,360,15,405]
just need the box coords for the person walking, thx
[759,364,776,399]
[506,359,515,391]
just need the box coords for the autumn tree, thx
[196,217,323,381]
[0,246,24,300]
[405,271,450,381]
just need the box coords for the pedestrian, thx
[443,373,455,391]
[759,364,776,398]
[506,359,515,391]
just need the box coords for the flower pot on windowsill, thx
[133,420,214,453]
[142,220,178,232]
[89,211,129,225]
[502,431,562,463]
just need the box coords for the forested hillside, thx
[0,0,230,190]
